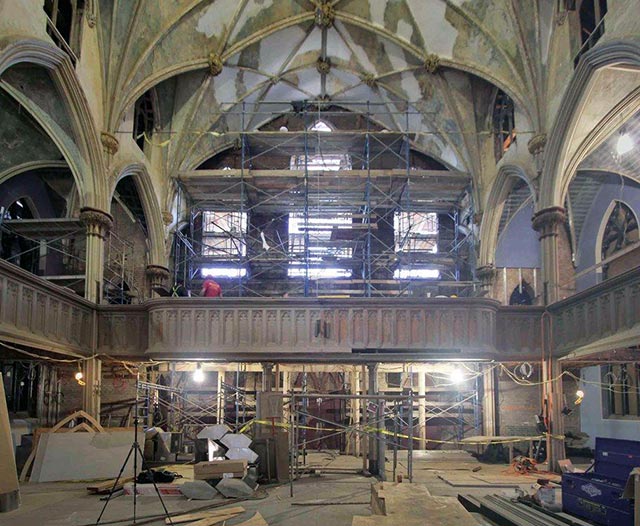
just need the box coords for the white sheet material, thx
[31,430,139,482]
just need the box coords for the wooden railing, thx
[2,259,638,362]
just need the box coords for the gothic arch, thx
[539,39,640,211]
[478,164,536,267]
[110,162,166,266]
[0,37,107,210]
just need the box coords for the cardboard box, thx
[194,460,248,480]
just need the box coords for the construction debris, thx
[353,482,478,525]
[194,459,248,480]
[31,430,138,483]
[197,425,231,442]
[86,476,135,494]
[215,478,256,498]
[180,481,219,501]
[168,506,245,524]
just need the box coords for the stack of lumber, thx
[167,507,268,525]
[352,482,478,525]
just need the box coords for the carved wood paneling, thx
[0,260,94,354]
[549,267,640,355]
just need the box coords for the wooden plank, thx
[86,476,135,494]
[167,506,245,525]
[187,513,244,526]
[233,513,268,526]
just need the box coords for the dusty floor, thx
[0,451,552,526]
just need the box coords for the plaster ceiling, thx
[99,0,546,175]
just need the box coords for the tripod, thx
[95,371,174,525]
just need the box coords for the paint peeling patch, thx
[196,3,228,38]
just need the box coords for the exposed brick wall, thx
[557,226,576,300]
[497,365,581,437]
[489,267,541,305]
[498,366,541,436]
[108,200,150,302]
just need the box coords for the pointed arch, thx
[110,162,166,266]
[595,199,639,280]
[478,164,536,267]
[539,39,640,211]
[0,37,107,210]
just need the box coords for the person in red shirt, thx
[200,279,222,297]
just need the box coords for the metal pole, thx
[392,401,398,482]
[289,392,295,497]
[365,101,372,298]
[408,388,414,482]
[303,106,310,297]
[239,102,246,297]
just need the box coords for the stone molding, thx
[100,131,119,155]
[79,207,113,237]
[423,53,440,74]
[145,264,170,285]
[208,53,223,76]
[316,56,331,74]
[315,3,335,27]
[531,206,566,240]
[476,264,497,285]
[527,133,547,155]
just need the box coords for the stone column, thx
[482,364,497,436]
[476,265,497,300]
[545,358,566,472]
[82,357,102,420]
[80,207,113,303]
[146,265,170,297]
[532,206,566,304]
[367,363,381,476]
[418,371,426,450]
[350,367,361,457]
[262,363,274,392]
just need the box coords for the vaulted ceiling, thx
[99,0,548,176]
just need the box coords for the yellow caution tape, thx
[239,419,563,445]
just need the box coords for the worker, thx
[200,279,223,297]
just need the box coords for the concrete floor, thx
[0,452,545,526]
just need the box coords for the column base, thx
[0,489,20,513]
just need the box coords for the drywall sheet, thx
[31,430,138,482]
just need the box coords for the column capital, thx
[80,207,113,238]
[476,264,497,285]
[531,206,566,240]
[145,264,170,285]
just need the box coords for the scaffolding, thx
[0,215,141,303]
[173,101,477,298]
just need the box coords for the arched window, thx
[509,280,534,305]
[579,0,608,45]
[601,201,639,279]
[290,120,352,171]
[492,90,516,162]
[133,90,156,151]
[43,0,84,62]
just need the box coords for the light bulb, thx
[576,389,585,398]
[449,368,465,384]
[616,132,634,155]
[193,363,205,383]
[75,371,84,381]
